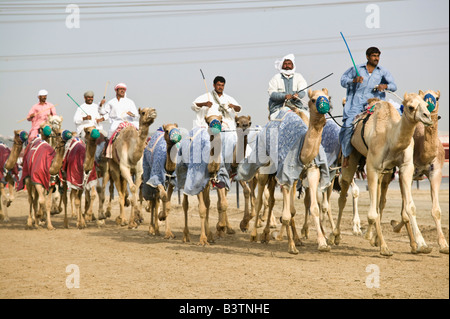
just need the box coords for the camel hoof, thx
[239,220,249,232]
[318,245,331,252]
[301,228,309,240]
[417,246,433,254]
[288,246,299,255]
[380,247,393,256]
[164,233,175,240]
[105,211,111,218]
[250,234,258,242]
[390,220,401,233]
[183,235,190,243]
[439,247,449,254]
[158,211,167,221]
[295,238,304,247]
[98,212,106,220]
[226,227,235,235]
[47,226,56,231]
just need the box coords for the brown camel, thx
[108,107,157,228]
[390,89,448,254]
[246,89,330,254]
[145,123,180,239]
[329,93,433,256]
[23,128,70,230]
[181,114,231,245]
[59,127,99,229]
[0,130,28,222]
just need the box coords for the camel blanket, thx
[142,130,177,200]
[237,109,330,190]
[176,127,231,196]
[0,143,20,183]
[105,121,138,159]
[17,138,55,191]
[60,137,97,191]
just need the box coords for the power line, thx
[0,41,447,73]
[1,27,446,61]
[0,0,406,19]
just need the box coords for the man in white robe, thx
[268,54,308,119]
[191,76,241,130]
[73,90,106,141]
[99,82,139,138]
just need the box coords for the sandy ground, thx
[0,182,448,300]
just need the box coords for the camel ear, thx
[248,115,251,121]
[308,89,313,98]
[174,123,178,127]
[404,92,408,100]
[436,90,440,99]
[322,88,328,96]
[162,124,167,131]
[235,116,239,123]
[418,90,424,95]
[138,107,142,114]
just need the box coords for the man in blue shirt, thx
[339,47,397,167]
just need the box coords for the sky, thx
[0,0,448,139]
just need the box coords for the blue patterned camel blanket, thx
[237,110,331,190]
[142,130,177,201]
[176,127,231,196]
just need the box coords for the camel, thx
[390,89,448,254]
[329,93,434,256]
[46,115,64,215]
[178,113,232,245]
[0,130,28,222]
[108,107,157,228]
[59,127,99,229]
[20,128,71,230]
[238,89,331,254]
[143,123,181,239]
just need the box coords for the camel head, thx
[342,98,346,107]
[419,90,440,115]
[205,114,223,135]
[162,123,182,145]
[47,115,63,132]
[84,126,101,144]
[403,92,433,127]
[235,115,252,132]
[138,107,157,127]
[13,129,28,145]
[308,88,331,116]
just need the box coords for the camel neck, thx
[300,114,326,164]
[4,140,23,170]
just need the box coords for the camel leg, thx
[301,187,311,239]
[308,167,331,252]
[261,176,276,244]
[35,184,55,230]
[280,184,298,254]
[70,190,76,218]
[0,184,8,222]
[329,153,359,245]
[290,180,303,246]
[182,194,190,243]
[73,189,85,229]
[398,164,432,254]
[428,167,449,253]
[109,162,127,226]
[61,183,69,228]
[366,167,392,256]
[239,180,251,230]
[249,174,269,241]
[197,190,209,246]
[240,177,258,232]
[160,184,175,239]
[259,185,272,227]
[350,179,362,236]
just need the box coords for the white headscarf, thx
[274,54,296,77]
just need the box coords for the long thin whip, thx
[17,104,59,123]
[340,32,360,77]
[66,93,88,115]
[200,69,211,102]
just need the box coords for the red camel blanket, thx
[60,137,97,190]
[0,143,20,183]
[17,138,55,191]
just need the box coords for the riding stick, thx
[17,104,59,123]
[340,32,360,77]
[66,93,88,116]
